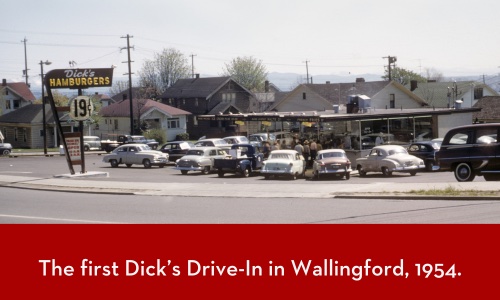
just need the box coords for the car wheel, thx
[142,159,152,169]
[314,170,320,180]
[382,167,392,177]
[357,165,366,177]
[345,172,350,180]
[159,164,165,168]
[181,170,188,175]
[126,164,132,168]
[201,166,210,175]
[2,149,10,155]
[454,163,475,182]
[84,145,90,151]
[409,171,417,176]
[218,170,224,177]
[240,168,250,178]
[110,159,119,168]
[426,161,435,172]
[264,175,270,180]
[291,173,297,180]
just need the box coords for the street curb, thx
[333,194,500,200]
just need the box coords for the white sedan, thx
[102,144,169,168]
[175,146,228,175]
[356,145,425,177]
[261,150,306,180]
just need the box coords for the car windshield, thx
[387,148,408,155]
[186,149,204,156]
[136,145,150,151]
[269,153,292,160]
[319,152,345,159]
[214,140,229,145]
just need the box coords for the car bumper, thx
[392,165,425,172]
[261,169,294,175]
[175,166,204,172]
[317,167,352,174]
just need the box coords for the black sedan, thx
[159,141,195,161]
[0,143,13,155]
[407,141,441,171]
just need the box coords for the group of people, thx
[292,139,322,168]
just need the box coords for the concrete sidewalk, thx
[1,174,500,200]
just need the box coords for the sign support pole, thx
[78,88,86,174]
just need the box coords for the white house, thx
[95,99,191,142]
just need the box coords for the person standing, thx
[310,139,318,163]
[303,140,310,167]
[294,140,304,156]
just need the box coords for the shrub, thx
[143,129,166,145]
[176,132,189,141]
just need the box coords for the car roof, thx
[270,150,298,154]
[318,149,346,154]
[372,145,405,150]
[188,146,220,150]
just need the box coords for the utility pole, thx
[21,38,29,86]
[303,60,310,84]
[121,34,134,135]
[190,54,197,78]
[383,56,397,81]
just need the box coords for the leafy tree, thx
[382,67,426,85]
[424,68,444,82]
[34,90,69,107]
[138,48,191,97]
[222,56,268,92]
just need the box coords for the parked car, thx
[0,142,13,155]
[175,146,227,175]
[214,144,264,177]
[223,136,250,145]
[102,144,169,168]
[356,145,425,177]
[249,133,276,148]
[260,149,306,180]
[312,149,352,180]
[83,136,101,151]
[407,141,441,171]
[194,138,231,151]
[435,123,500,182]
[159,141,195,161]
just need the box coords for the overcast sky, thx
[1,0,499,89]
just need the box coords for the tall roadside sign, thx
[44,68,114,175]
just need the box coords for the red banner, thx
[2,225,497,299]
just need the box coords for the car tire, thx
[409,171,417,176]
[84,145,90,151]
[126,164,132,168]
[218,170,224,177]
[181,170,188,175]
[201,166,210,175]
[357,165,366,177]
[110,159,119,168]
[345,172,350,180]
[2,149,10,155]
[426,161,435,172]
[454,163,475,182]
[159,164,165,168]
[241,168,250,178]
[142,159,152,169]
[291,173,297,180]
[314,170,320,180]
[264,175,270,180]
[382,167,392,177]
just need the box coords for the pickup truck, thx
[214,144,264,177]
[100,135,159,152]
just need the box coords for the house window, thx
[23,128,27,142]
[389,94,395,108]
[40,129,44,137]
[183,99,186,105]
[193,116,198,126]
[13,100,20,109]
[14,128,18,141]
[114,119,119,130]
[302,93,306,100]
[222,93,236,103]
[195,98,198,107]
[168,118,179,129]
[474,88,483,99]
[5,100,11,110]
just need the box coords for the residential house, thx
[160,76,255,139]
[269,79,427,112]
[95,99,191,142]
[407,80,499,108]
[0,79,36,116]
[0,104,71,149]
[472,96,500,123]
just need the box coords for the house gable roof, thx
[99,99,191,118]
[407,81,499,107]
[269,81,423,111]
[472,96,500,122]
[0,104,55,124]
[161,76,254,100]
[1,81,36,102]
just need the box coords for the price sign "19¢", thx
[69,96,94,121]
